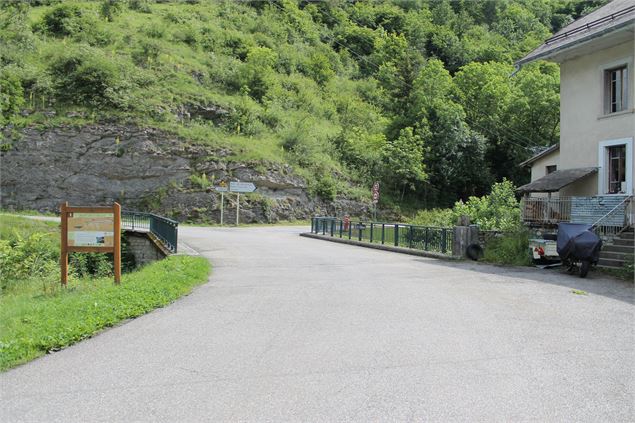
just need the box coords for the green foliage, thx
[0,0,590,209]
[381,127,426,198]
[483,229,532,266]
[0,255,209,371]
[189,172,213,190]
[40,3,92,37]
[100,0,125,22]
[47,46,137,109]
[0,68,24,126]
[453,179,521,231]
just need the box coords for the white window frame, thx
[598,137,633,195]
[599,56,633,117]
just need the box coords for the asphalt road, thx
[1,225,633,422]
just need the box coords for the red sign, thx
[343,215,350,231]
[372,181,380,204]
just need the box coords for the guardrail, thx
[311,217,454,255]
[122,211,178,253]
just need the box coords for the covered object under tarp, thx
[517,167,598,193]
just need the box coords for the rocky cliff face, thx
[0,124,371,222]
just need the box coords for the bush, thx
[483,229,532,266]
[0,232,58,291]
[40,3,91,37]
[48,47,135,109]
[452,179,521,231]
[411,208,454,227]
[313,174,338,202]
[0,68,24,125]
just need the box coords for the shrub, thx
[411,208,454,227]
[129,0,152,13]
[100,0,125,22]
[483,229,532,266]
[48,46,135,109]
[40,3,91,37]
[0,68,24,125]
[313,174,337,202]
[452,179,521,230]
[0,232,58,291]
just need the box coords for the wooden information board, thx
[60,202,121,286]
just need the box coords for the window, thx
[607,145,626,194]
[546,165,557,174]
[605,66,628,114]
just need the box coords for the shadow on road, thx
[415,258,634,305]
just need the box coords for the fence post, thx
[348,222,352,239]
[394,224,399,247]
[441,228,447,253]
[424,228,429,251]
[381,224,385,244]
[311,217,314,233]
[370,223,374,243]
[408,225,413,249]
[358,223,362,241]
[339,220,343,238]
[330,219,334,236]
[322,219,326,235]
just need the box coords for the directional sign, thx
[214,186,228,192]
[229,181,257,193]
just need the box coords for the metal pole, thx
[236,192,240,226]
[220,192,224,226]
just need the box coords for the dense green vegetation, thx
[0,215,210,371]
[0,0,607,207]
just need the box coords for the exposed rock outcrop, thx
[0,124,371,223]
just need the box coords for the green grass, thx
[0,214,59,241]
[0,255,210,371]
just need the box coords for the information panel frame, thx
[60,202,121,286]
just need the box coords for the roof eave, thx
[519,144,560,168]
[516,20,635,67]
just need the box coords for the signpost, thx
[229,182,256,226]
[214,181,228,225]
[372,181,380,220]
[214,181,257,226]
[60,202,121,286]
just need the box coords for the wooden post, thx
[60,202,69,287]
[113,202,121,285]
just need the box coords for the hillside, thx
[0,0,607,220]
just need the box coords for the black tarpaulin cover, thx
[557,223,603,262]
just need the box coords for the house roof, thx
[517,167,598,193]
[520,143,560,167]
[517,0,635,66]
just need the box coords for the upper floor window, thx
[605,66,628,114]
[546,165,557,175]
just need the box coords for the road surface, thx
[1,225,633,421]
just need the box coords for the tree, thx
[381,127,426,200]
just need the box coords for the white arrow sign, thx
[214,186,228,192]
[229,181,257,193]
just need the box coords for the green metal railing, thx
[122,211,178,253]
[311,216,454,255]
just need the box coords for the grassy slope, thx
[0,215,210,371]
[10,1,362,191]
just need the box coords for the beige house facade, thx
[516,0,634,231]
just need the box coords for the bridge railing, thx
[122,211,178,253]
[311,216,454,255]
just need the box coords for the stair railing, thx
[591,195,633,240]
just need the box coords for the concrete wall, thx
[559,39,635,197]
[530,150,560,181]
[529,150,560,198]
